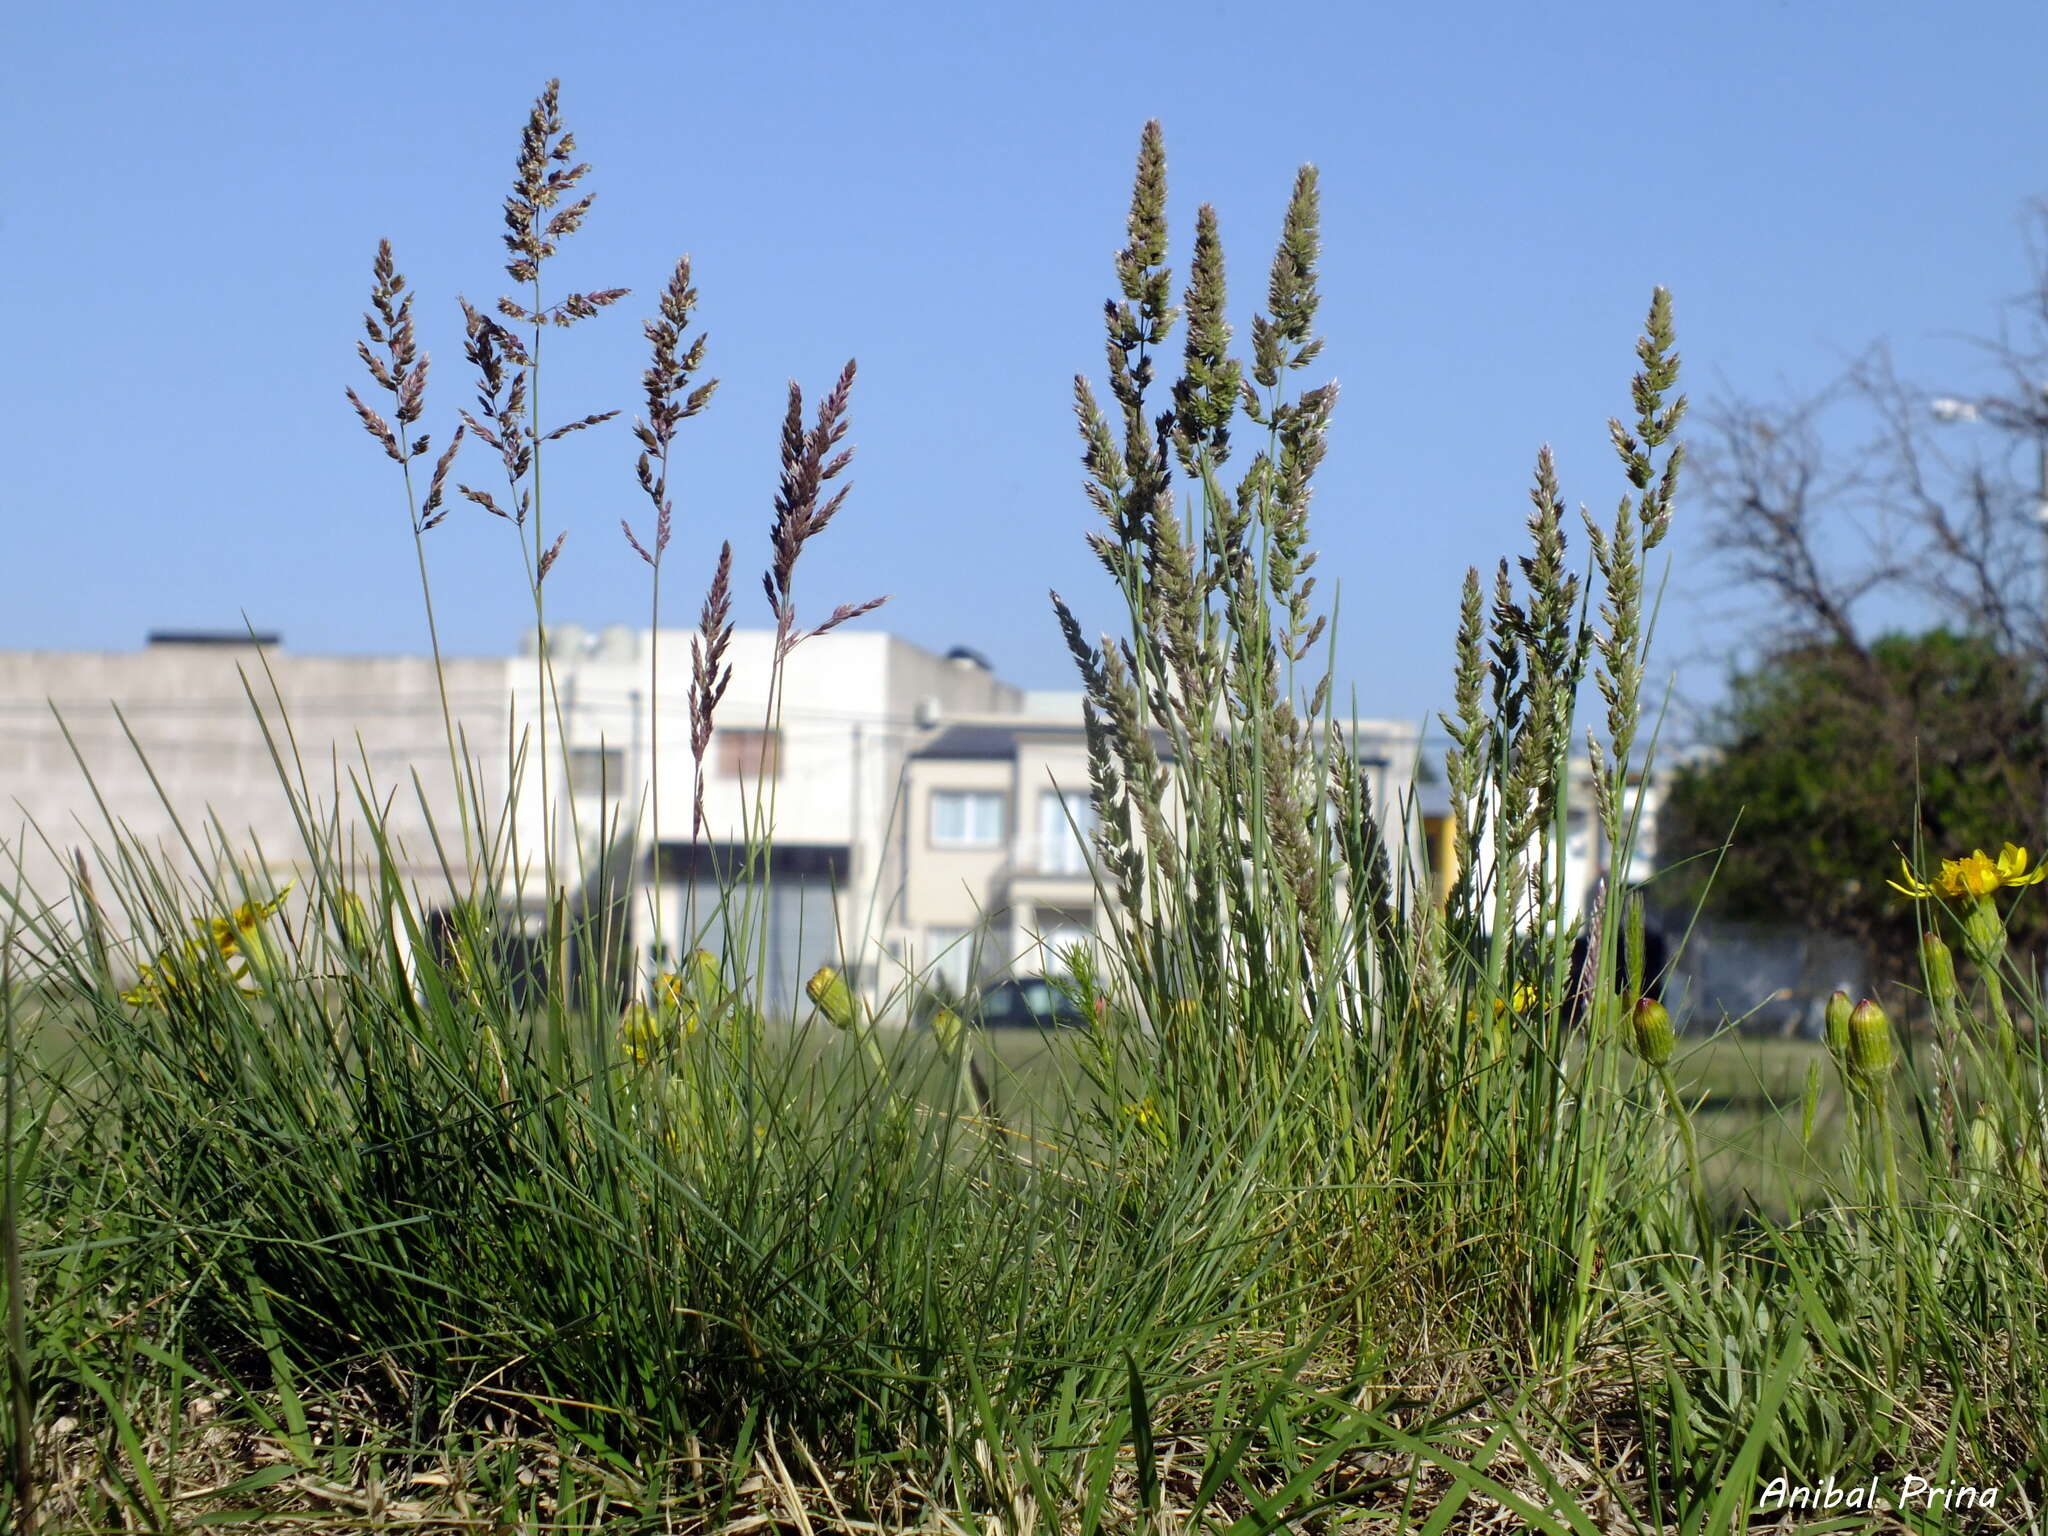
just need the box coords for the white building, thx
[898,701,1428,996]
[1411,756,1668,924]
[515,632,1434,1010]
[512,626,1022,1008]
[1,626,1435,1014]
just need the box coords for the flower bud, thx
[1848,998,1895,1084]
[806,965,857,1030]
[931,1005,963,1054]
[1962,897,2008,968]
[1921,930,1958,1013]
[1824,990,1852,1060]
[1631,996,1674,1067]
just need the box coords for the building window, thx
[930,789,1004,848]
[1031,905,1095,975]
[1038,788,1097,876]
[925,924,981,996]
[568,745,624,799]
[718,728,781,780]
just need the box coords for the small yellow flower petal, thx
[1999,843,2048,886]
[1887,857,1936,898]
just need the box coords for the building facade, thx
[2,627,1442,1015]
[0,632,511,940]
[514,626,1024,1008]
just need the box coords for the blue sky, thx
[13,0,2048,735]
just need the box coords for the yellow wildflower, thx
[1462,981,1538,1027]
[120,960,181,1009]
[654,949,725,1035]
[652,974,702,1036]
[1121,1096,1161,1130]
[620,1002,662,1067]
[1494,982,1537,1019]
[1889,843,2048,900]
[201,884,294,957]
[121,885,291,1008]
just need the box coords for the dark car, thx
[972,976,1091,1029]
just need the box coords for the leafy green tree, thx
[1660,628,2047,984]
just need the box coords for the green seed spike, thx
[1625,893,1647,999]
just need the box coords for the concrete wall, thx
[0,640,512,935]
